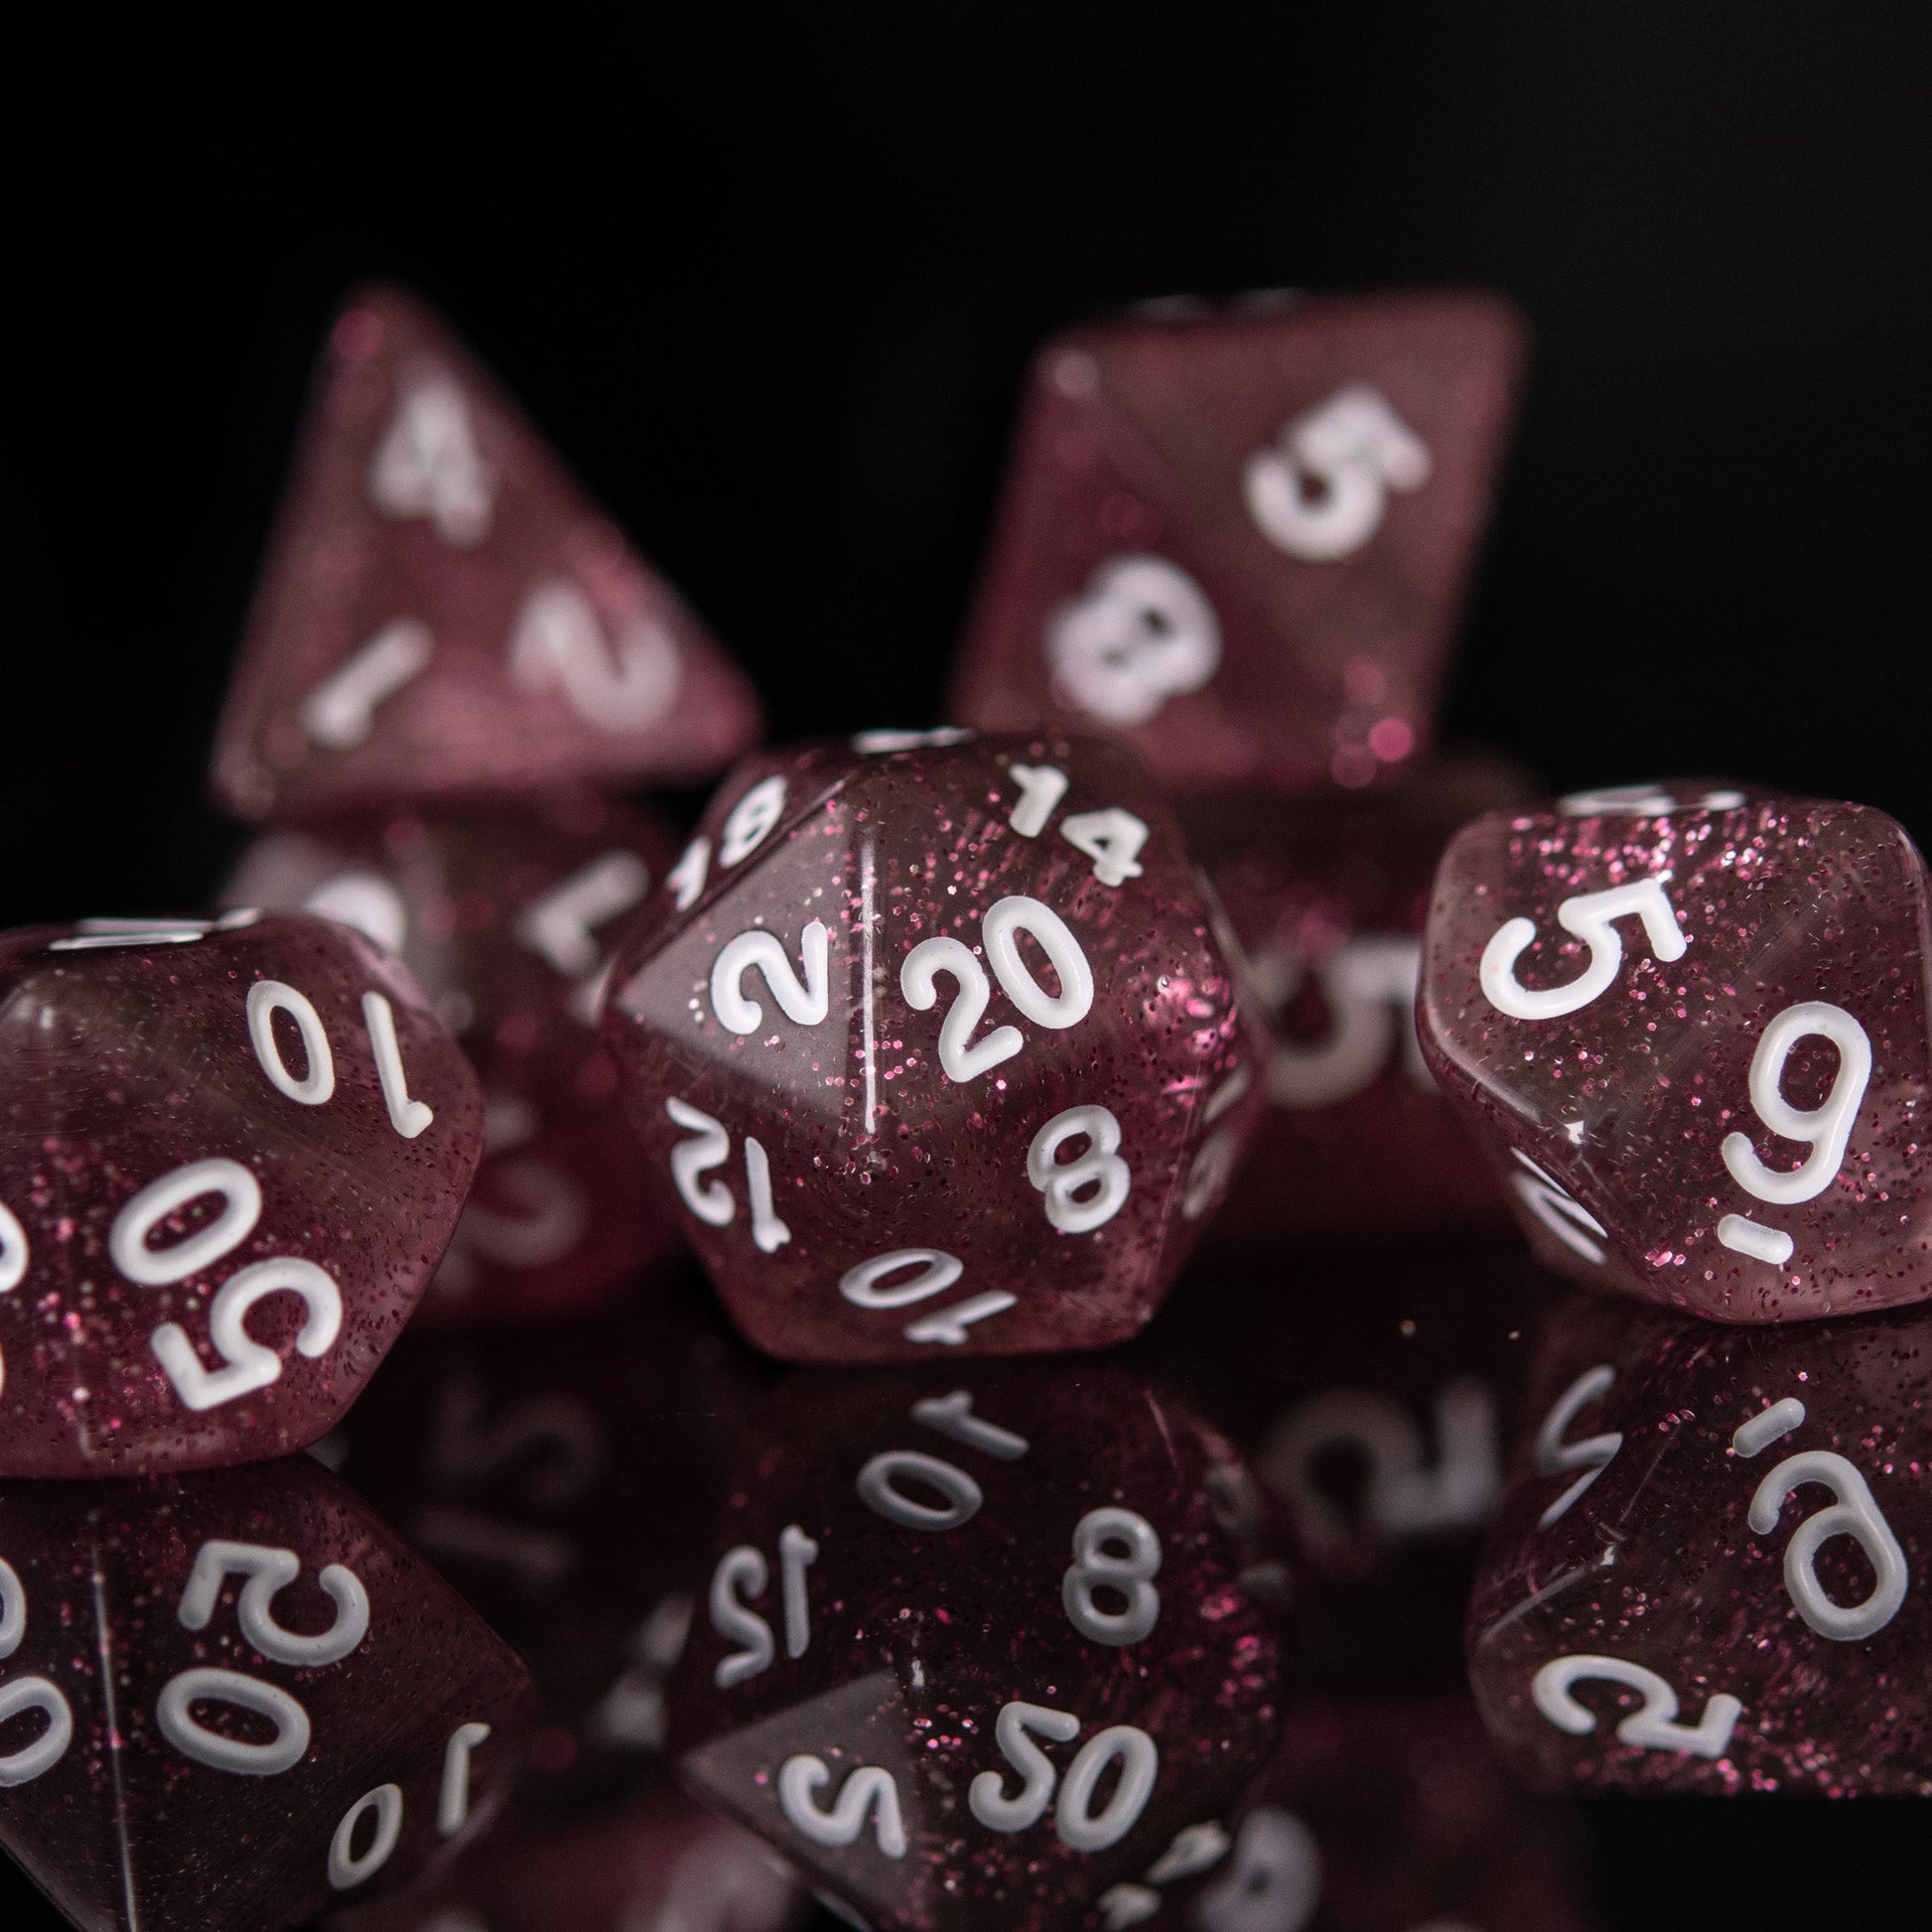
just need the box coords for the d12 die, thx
[209,285,760,822]
[602,732,1265,1360]
[1113,1695,1594,1932]
[0,912,483,1475]
[667,1361,1288,1932]
[224,795,684,1325]
[1131,1238,1551,1689]
[334,1287,765,1817]
[1468,1291,1929,1795]
[1420,782,1932,1319]
[950,292,1524,794]
[0,1454,535,1931]
[1183,760,1523,1249]
[330,1786,801,1932]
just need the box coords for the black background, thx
[9,5,1927,1926]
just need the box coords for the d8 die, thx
[950,293,1524,794]
[224,795,683,1325]
[335,1287,765,1816]
[1111,1696,1593,1932]
[209,285,760,821]
[0,1454,535,1931]
[667,1361,1287,1932]
[1468,1292,1929,1795]
[0,912,483,1474]
[1183,760,1522,1249]
[1132,1238,1551,1688]
[1420,783,1932,1320]
[601,731,1265,1360]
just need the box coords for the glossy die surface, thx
[1468,1293,1930,1795]
[602,732,1265,1360]
[0,913,483,1475]
[330,1786,801,1932]
[668,1361,1287,1932]
[0,1455,535,1932]
[1185,761,1521,1248]
[951,293,1524,794]
[1132,1238,1551,1689]
[1125,1696,1593,1932]
[335,1288,765,1816]
[224,796,683,1324]
[1420,785,1932,1320]
[209,285,760,821]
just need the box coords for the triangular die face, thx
[211,287,760,820]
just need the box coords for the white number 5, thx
[1481,877,1687,1021]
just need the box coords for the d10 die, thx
[950,292,1524,794]
[667,1361,1288,1932]
[224,795,684,1325]
[1420,783,1932,1320]
[1115,1695,1594,1932]
[1468,1292,1929,1795]
[1132,1238,1551,1689]
[0,912,483,1474]
[209,285,760,822]
[601,731,1265,1360]
[329,1787,801,1932]
[0,1454,535,1931]
[1183,759,1523,1249]
[335,1287,765,1816]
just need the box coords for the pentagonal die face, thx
[225,796,684,1325]
[0,913,483,1474]
[1420,788,1932,1320]
[209,285,760,822]
[601,732,1265,1361]
[951,293,1525,794]
[667,1362,1286,1932]
[0,1456,535,1932]
[1468,1295,1930,1797]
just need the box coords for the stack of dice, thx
[0,277,1920,1932]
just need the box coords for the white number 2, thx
[1532,1654,1742,1759]
[1481,877,1687,1022]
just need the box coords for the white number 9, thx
[1747,1449,1907,1641]
[1480,877,1687,1021]
[1721,1002,1870,1205]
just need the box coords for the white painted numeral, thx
[709,1528,817,1688]
[111,1158,263,1287]
[329,1782,404,1888]
[368,374,495,545]
[1532,1364,1622,1528]
[1245,384,1430,562]
[150,1258,344,1412]
[744,1138,792,1253]
[1721,1003,1871,1208]
[1063,1507,1161,1644]
[305,872,408,952]
[1191,1807,1322,1932]
[177,1539,369,1665]
[1007,763,1070,838]
[840,1248,964,1308]
[438,1722,490,1836]
[300,621,435,751]
[857,1450,983,1531]
[0,1201,24,1296]
[902,1291,1019,1346]
[719,777,788,868]
[155,1666,312,1774]
[668,837,712,911]
[970,1703,1158,1852]
[507,580,681,733]
[1509,1150,1609,1267]
[362,991,435,1137]
[854,727,974,754]
[711,921,831,1035]
[1747,1449,1908,1640]
[446,1158,588,1272]
[1259,936,1427,1108]
[1532,1655,1742,1758]
[592,1591,693,1749]
[0,1560,71,1788]
[1059,808,1149,888]
[912,1389,1030,1460]
[1028,1105,1131,1233]
[777,1757,906,1857]
[899,936,1022,1079]
[513,851,650,978]
[246,981,337,1105]
[667,1098,735,1225]
[1046,554,1222,726]
[969,1701,1079,1831]
[1481,877,1687,1022]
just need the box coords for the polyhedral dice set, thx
[0,279,1920,1932]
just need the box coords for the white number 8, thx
[1028,1106,1131,1233]
[1721,1002,1871,1205]
[1480,877,1687,1022]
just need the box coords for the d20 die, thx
[667,1361,1287,1932]
[335,1287,766,1816]
[1468,1291,1929,1795]
[0,912,483,1475]
[1419,781,1932,1320]
[209,285,760,821]
[0,1454,535,1932]
[950,292,1524,794]
[1183,759,1524,1249]
[602,731,1265,1360]
[224,794,684,1325]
